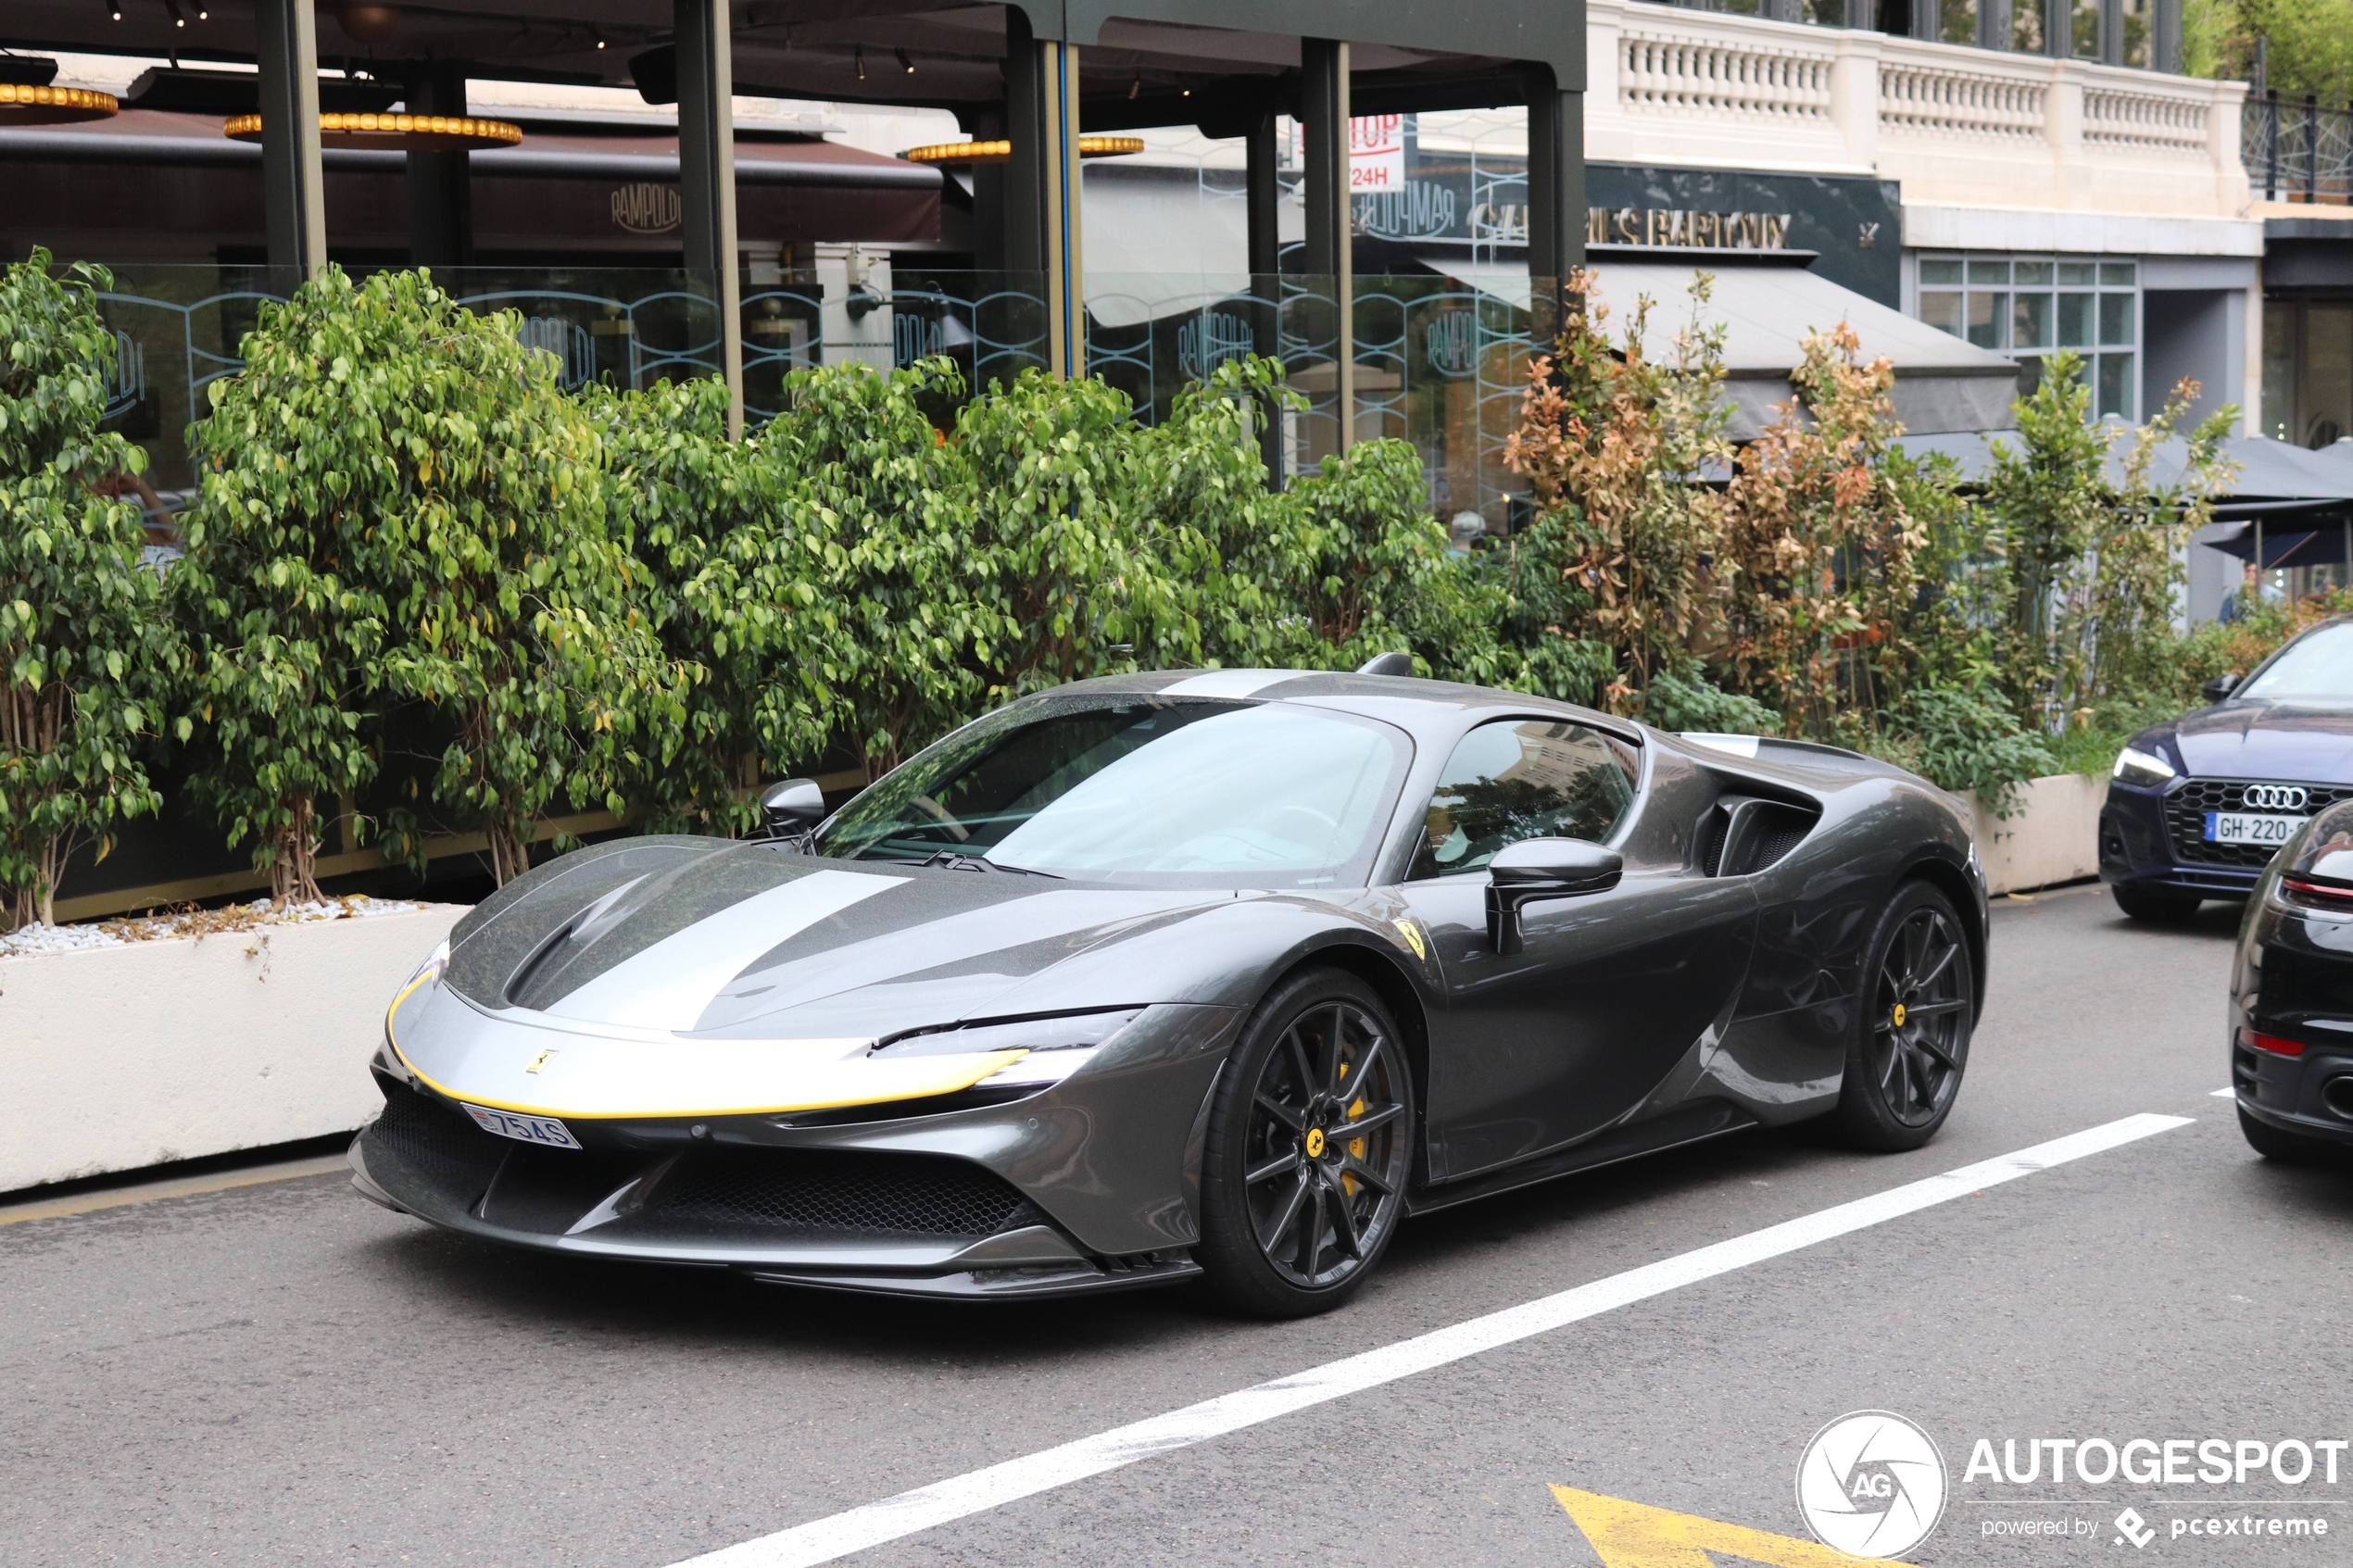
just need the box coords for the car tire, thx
[2238,1107,2347,1167]
[2112,884,2203,923]
[1197,969,1416,1319]
[1817,881,1975,1153]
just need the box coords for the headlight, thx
[2112,746,2176,787]
[402,938,450,993]
[873,1009,1143,1089]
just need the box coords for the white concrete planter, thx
[0,905,463,1194]
[1965,771,2107,896]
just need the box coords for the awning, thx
[1438,256,2021,437]
[1896,428,2353,519]
[0,109,941,253]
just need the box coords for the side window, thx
[1409,719,1637,880]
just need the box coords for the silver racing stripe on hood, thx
[539,868,907,1032]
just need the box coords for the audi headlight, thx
[2112,746,2176,788]
[873,1009,1144,1089]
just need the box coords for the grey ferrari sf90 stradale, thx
[353,665,1988,1316]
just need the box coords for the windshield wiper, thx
[920,849,1062,879]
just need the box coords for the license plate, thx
[459,1103,582,1149]
[2205,810,2306,847]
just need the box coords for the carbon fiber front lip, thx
[347,1126,1199,1297]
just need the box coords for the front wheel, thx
[1817,881,1975,1152]
[1197,970,1416,1318]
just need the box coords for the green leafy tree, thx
[592,375,839,834]
[0,250,178,928]
[761,357,985,779]
[2184,0,2353,98]
[182,267,674,894]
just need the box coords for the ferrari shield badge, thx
[1393,919,1427,961]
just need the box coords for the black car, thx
[2102,616,2353,922]
[2229,798,2353,1162]
[354,670,1988,1315]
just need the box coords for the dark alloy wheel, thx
[1198,970,1416,1317]
[1818,882,1975,1152]
[2113,883,2203,923]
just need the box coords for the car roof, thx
[1018,669,1638,745]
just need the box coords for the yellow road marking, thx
[1551,1486,1918,1568]
[0,1154,348,1226]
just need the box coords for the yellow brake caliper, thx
[1337,1060,1366,1196]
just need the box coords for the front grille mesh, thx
[648,1150,1037,1240]
[2163,778,2353,868]
[369,1081,510,1190]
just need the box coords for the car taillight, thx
[2283,876,2353,909]
[2239,1027,2307,1058]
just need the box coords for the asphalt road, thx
[7,885,2350,1567]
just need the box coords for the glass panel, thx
[2099,293,2135,347]
[816,698,1412,888]
[2097,352,2134,420]
[2057,261,2097,285]
[1967,292,2007,349]
[2262,302,2296,443]
[2012,293,2052,349]
[2300,305,2353,448]
[1408,720,1637,880]
[2014,261,2054,285]
[2121,0,2153,68]
[2015,355,2045,398]
[1941,0,1978,45]
[2057,293,2095,348]
[1919,257,1964,285]
[2100,261,2137,286]
[1968,259,2010,284]
[2236,621,2353,704]
[1919,292,1965,336]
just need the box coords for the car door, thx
[1398,717,1759,1180]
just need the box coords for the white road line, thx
[673,1112,2193,1568]
[2212,1087,2236,1098]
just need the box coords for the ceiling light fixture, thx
[165,0,187,27]
[854,45,865,82]
[591,26,607,49]
[1128,73,1139,100]
[895,47,912,75]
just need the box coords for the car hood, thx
[2157,703,2353,782]
[446,841,1241,1039]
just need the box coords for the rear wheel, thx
[1818,882,1974,1152]
[2238,1107,2348,1167]
[2113,883,2203,923]
[1198,970,1416,1318]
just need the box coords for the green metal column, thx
[677,0,744,437]
[253,0,325,278]
[1302,38,1352,450]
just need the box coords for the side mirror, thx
[760,778,826,836]
[1485,837,1623,956]
[2203,671,2241,704]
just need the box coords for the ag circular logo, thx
[1794,1411,1947,1559]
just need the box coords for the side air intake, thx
[1699,794,1821,877]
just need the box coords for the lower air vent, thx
[1700,794,1822,877]
[647,1150,1039,1241]
[368,1080,510,1192]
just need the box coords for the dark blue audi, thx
[2100,616,2353,922]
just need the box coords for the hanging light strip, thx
[0,83,120,123]
[223,111,523,151]
[902,134,1143,166]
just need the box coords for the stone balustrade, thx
[1586,0,2249,220]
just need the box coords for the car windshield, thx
[812,698,1412,888]
[2237,622,2353,705]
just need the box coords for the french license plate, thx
[2205,811,2306,847]
[459,1103,582,1149]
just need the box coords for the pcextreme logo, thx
[1794,1411,1949,1560]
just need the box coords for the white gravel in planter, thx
[0,895,424,960]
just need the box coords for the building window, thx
[2263,299,2353,449]
[1916,253,2139,420]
